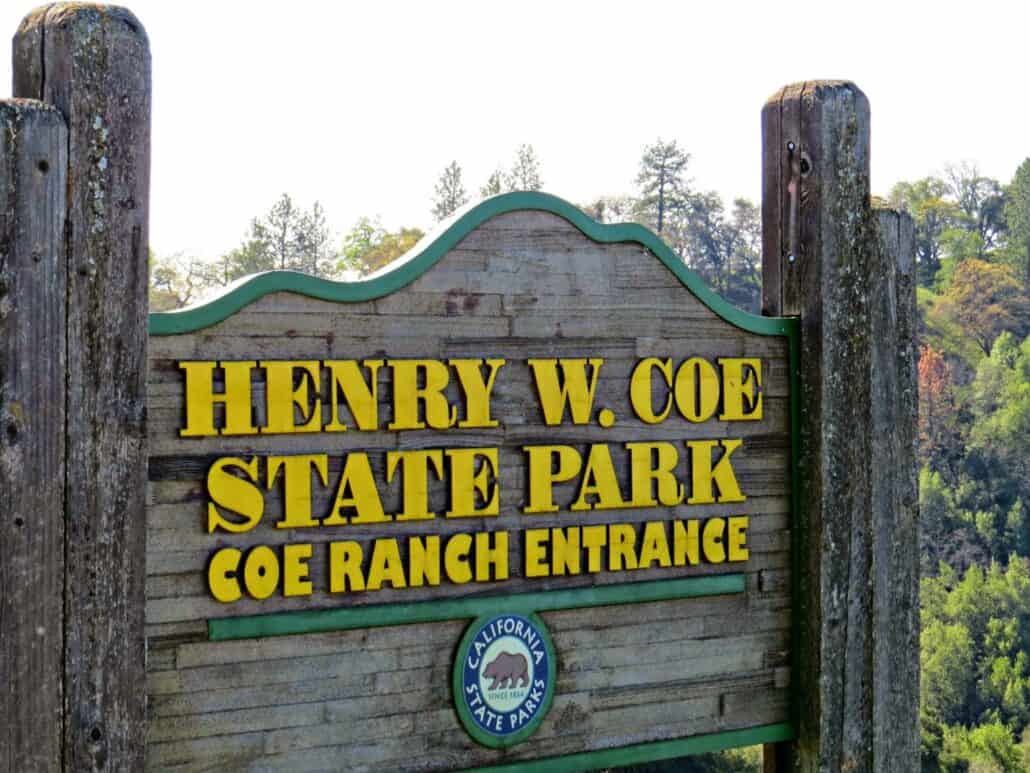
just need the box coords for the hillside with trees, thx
[148,147,1030,772]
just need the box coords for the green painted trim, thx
[207,574,745,641]
[458,723,796,772]
[452,613,557,749]
[149,192,795,338]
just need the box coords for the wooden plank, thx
[0,98,68,773]
[14,5,151,770]
[143,595,791,768]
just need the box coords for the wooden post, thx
[761,81,919,771]
[871,208,920,770]
[0,98,68,773]
[13,4,151,770]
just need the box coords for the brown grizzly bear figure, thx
[483,651,529,690]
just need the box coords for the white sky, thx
[3,0,1028,259]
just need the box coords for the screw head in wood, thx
[786,141,796,152]
[787,253,797,264]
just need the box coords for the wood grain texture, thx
[0,98,68,773]
[147,214,792,621]
[761,82,919,773]
[145,599,790,771]
[872,209,920,771]
[14,4,151,771]
[146,210,794,769]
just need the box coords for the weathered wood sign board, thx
[145,193,798,771]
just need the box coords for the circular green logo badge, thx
[452,612,556,748]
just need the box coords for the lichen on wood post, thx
[0,97,68,773]
[13,4,151,770]
[760,81,919,772]
[871,208,920,771]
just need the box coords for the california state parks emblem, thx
[453,612,556,748]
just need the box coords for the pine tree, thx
[221,194,338,281]
[505,144,543,191]
[1004,158,1030,289]
[480,169,504,198]
[261,193,301,270]
[431,161,469,221]
[635,139,691,235]
[294,201,335,276]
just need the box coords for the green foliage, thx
[608,745,761,772]
[339,216,385,272]
[922,618,975,725]
[932,259,1030,355]
[581,194,639,225]
[149,252,219,311]
[505,144,543,192]
[340,217,424,276]
[676,192,761,312]
[919,287,985,369]
[890,163,1008,288]
[431,161,468,221]
[1004,159,1030,289]
[921,560,1030,769]
[480,168,504,198]
[890,176,963,285]
[969,334,1030,471]
[475,146,543,199]
[944,162,1007,256]
[635,138,691,235]
[221,194,339,284]
[940,720,1028,772]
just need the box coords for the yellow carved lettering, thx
[527,358,604,426]
[207,456,264,534]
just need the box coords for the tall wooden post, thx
[761,81,919,771]
[0,99,68,773]
[13,4,151,770]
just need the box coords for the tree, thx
[944,161,1007,255]
[360,227,424,274]
[921,619,975,727]
[261,193,302,270]
[582,195,638,224]
[968,334,1030,517]
[934,259,1030,355]
[221,193,339,281]
[505,144,543,191]
[940,720,1027,772]
[918,345,960,469]
[683,191,732,289]
[889,177,963,286]
[149,252,218,311]
[1004,158,1030,290]
[919,559,1030,768]
[432,161,468,221]
[340,217,424,276]
[339,216,384,271]
[294,201,335,276]
[480,169,504,198]
[635,138,691,235]
[724,198,762,313]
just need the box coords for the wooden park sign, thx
[1,5,920,772]
[145,193,798,766]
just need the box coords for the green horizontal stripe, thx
[460,723,796,772]
[149,191,796,339]
[207,573,745,641]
